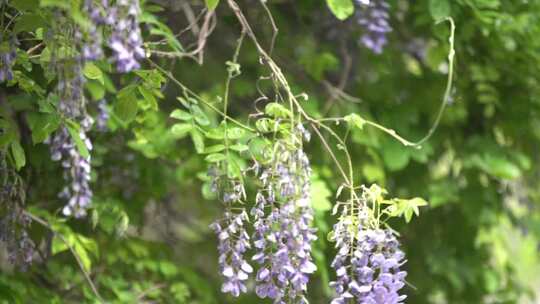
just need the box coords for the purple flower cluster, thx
[0,160,35,269]
[49,58,94,218]
[356,0,392,54]
[250,139,318,303]
[81,0,110,60]
[209,167,253,297]
[330,224,407,304]
[0,35,17,82]
[49,117,94,218]
[107,0,145,72]
[96,99,110,131]
[210,211,253,297]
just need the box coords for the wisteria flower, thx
[0,34,18,82]
[356,0,392,54]
[251,128,318,303]
[107,0,145,72]
[330,220,408,304]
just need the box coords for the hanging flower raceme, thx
[49,118,94,218]
[356,0,392,54]
[209,166,253,297]
[95,99,110,131]
[330,187,408,304]
[81,0,110,60]
[0,157,35,269]
[0,34,18,82]
[251,127,318,303]
[48,49,95,217]
[107,0,145,72]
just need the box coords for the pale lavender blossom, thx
[210,211,253,296]
[81,0,110,60]
[49,119,94,218]
[251,130,317,303]
[49,57,94,218]
[0,161,35,269]
[107,0,145,72]
[0,35,17,82]
[330,223,408,304]
[356,0,392,54]
[209,167,253,297]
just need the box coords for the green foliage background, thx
[1,0,540,303]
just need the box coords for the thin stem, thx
[316,117,421,148]
[223,31,245,193]
[226,0,356,195]
[146,58,255,133]
[24,211,106,303]
[258,0,278,56]
[315,18,456,149]
[413,17,456,146]
[310,123,349,185]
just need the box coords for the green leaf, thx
[407,197,429,216]
[203,144,225,153]
[14,13,47,33]
[326,0,355,20]
[470,153,522,180]
[265,103,292,119]
[205,0,220,10]
[255,118,275,133]
[11,0,39,11]
[170,123,193,139]
[206,126,225,139]
[205,153,226,163]
[114,89,138,124]
[73,241,92,272]
[51,235,69,255]
[26,112,61,144]
[83,62,104,84]
[226,155,242,178]
[138,86,158,111]
[344,113,366,130]
[86,81,105,101]
[429,0,451,21]
[404,208,414,223]
[170,109,192,121]
[191,129,205,153]
[140,13,184,53]
[0,120,15,148]
[76,234,99,258]
[226,127,246,140]
[10,141,26,171]
[66,121,90,158]
[191,105,210,126]
[388,197,428,223]
[230,144,249,153]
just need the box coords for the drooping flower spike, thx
[356,0,392,54]
[209,166,253,297]
[0,158,35,269]
[251,126,318,303]
[107,0,145,73]
[330,187,408,304]
[0,34,18,82]
[81,0,110,61]
[47,24,95,217]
